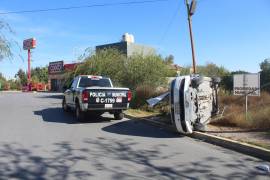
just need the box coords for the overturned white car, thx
[147,75,220,134]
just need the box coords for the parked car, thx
[62,75,132,121]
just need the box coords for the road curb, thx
[125,114,270,162]
[0,90,22,93]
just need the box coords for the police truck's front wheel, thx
[62,98,70,112]
[76,103,85,121]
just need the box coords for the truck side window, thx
[71,78,78,89]
[67,80,73,89]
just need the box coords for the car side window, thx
[71,77,78,89]
[68,80,73,89]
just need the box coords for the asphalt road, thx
[0,92,269,180]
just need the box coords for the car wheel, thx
[212,77,221,84]
[114,112,124,120]
[191,76,204,88]
[76,103,85,121]
[62,98,70,112]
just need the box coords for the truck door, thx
[66,78,78,107]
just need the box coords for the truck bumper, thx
[81,103,129,111]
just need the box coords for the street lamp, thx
[185,0,197,74]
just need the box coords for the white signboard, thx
[48,61,64,74]
[234,74,260,96]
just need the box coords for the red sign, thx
[23,38,36,50]
[64,63,78,71]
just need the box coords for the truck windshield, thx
[78,77,112,88]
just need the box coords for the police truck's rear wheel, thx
[114,112,124,120]
[76,104,85,121]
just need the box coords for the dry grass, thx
[125,109,160,118]
[131,85,168,109]
[214,91,270,129]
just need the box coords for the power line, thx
[0,0,169,15]
[158,1,181,45]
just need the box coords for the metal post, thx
[245,95,248,121]
[27,49,31,90]
[243,74,248,121]
[185,0,197,74]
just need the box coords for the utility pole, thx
[27,49,31,85]
[185,0,197,74]
[23,38,36,91]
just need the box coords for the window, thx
[71,78,78,89]
[78,77,112,88]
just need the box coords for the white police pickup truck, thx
[62,75,131,121]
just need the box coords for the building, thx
[48,61,78,91]
[96,33,155,57]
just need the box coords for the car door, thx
[65,78,77,106]
[69,77,79,108]
[64,80,73,106]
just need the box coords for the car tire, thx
[76,103,85,121]
[62,98,70,112]
[191,76,204,88]
[114,112,124,120]
[212,77,221,84]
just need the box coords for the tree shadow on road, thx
[0,138,267,180]
[34,108,113,124]
[0,142,92,179]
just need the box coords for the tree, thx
[260,58,270,91]
[123,54,169,90]
[75,48,126,86]
[0,72,6,81]
[0,21,13,61]
[164,55,174,65]
[221,70,249,93]
[75,48,170,90]
[0,72,6,90]
[15,69,27,86]
[197,63,230,77]
[31,67,48,83]
[178,63,252,93]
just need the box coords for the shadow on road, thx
[0,138,266,179]
[37,94,63,99]
[34,108,113,124]
[34,108,78,124]
[102,120,180,138]
[0,142,92,179]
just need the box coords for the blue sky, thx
[0,0,269,78]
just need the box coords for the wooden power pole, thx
[185,0,197,74]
